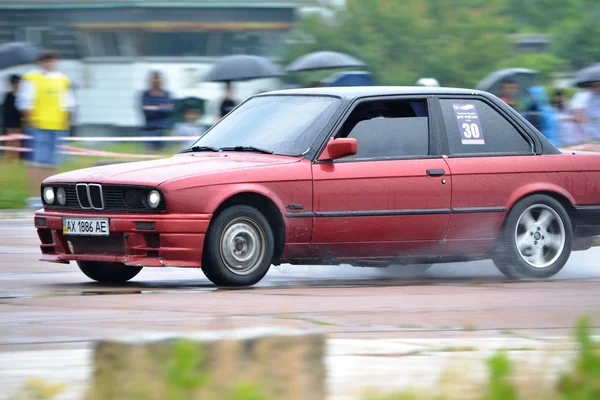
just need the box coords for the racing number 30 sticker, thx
[453,103,485,145]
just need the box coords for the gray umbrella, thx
[475,68,537,94]
[203,55,281,82]
[0,42,42,70]
[286,51,365,72]
[574,63,600,88]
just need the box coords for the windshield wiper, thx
[180,146,221,153]
[220,146,274,155]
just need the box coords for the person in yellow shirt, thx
[16,51,75,208]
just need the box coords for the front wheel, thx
[202,205,274,287]
[493,194,573,279]
[77,261,142,283]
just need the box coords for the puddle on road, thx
[0,287,218,300]
[0,276,519,301]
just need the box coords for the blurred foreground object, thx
[90,329,325,400]
[204,55,281,82]
[475,68,537,95]
[574,63,600,88]
[0,42,42,70]
[286,51,365,72]
[415,77,440,87]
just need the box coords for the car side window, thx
[336,99,429,160]
[439,99,532,155]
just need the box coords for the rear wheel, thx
[493,195,572,279]
[202,205,274,287]
[77,261,142,283]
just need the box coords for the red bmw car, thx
[34,87,600,286]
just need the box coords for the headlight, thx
[147,190,161,209]
[56,187,66,206]
[43,187,55,204]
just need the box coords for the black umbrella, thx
[203,55,281,82]
[475,68,537,94]
[286,51,365,72]
[0,42,42,70]
[574,63,600,88]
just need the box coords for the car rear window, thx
[439,99,532,155]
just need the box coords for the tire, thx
[202,205,274,287]
[493,194,573,279]
[77,261,142,283]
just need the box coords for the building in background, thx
[0,0,316,135]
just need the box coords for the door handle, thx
[426,169,446,177]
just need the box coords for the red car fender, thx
[504,182,576,211]
[204,183,289,218]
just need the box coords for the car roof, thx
[261,86,491,100]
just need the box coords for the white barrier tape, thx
[0,145,31,152]
[0,134,196,142]
[0,144,161,159]
[61,145,160,159]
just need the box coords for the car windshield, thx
[189,95,340,156]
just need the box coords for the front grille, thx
[88,184,103,209]
[75,184,90,208]
[45,184,167,213]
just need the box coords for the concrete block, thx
[89,328,326,400]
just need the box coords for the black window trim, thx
[435,94,538,158]
[312,94,440,164]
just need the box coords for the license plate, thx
[63,218,109,236]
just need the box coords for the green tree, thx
[286,0,510,88]
[552,0,600,70]
[501,0,582,32]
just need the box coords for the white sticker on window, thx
[453,103,485,145]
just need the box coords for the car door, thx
[310,96,452,258]
[437,96,537,254]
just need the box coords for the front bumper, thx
[34,210,211,268]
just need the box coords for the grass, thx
[0,143,178,209]
[13,378,66,400]
[463,322,477,332]
[365,317,600,400]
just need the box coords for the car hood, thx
[45,153,302,186]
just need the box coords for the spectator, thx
[525,86,558,145]
[219,81,236,119]
[16,51,75,209]
[2,74,22,160]
[174,106,206,150]
[571,82,600,142]
[551,89,568,112]
[552,89,582,146]
[141,71,174,151]
[498,80,521,110]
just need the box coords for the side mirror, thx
[318,138,358,161]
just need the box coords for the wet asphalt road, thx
[1,218,600,352]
